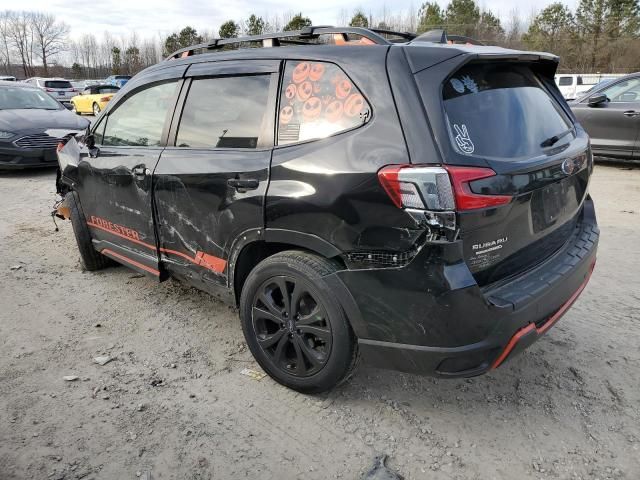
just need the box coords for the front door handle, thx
[227,178,259,190]
[623,110,640,117]
[132,164,149,179]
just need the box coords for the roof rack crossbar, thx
[369,28,417,40]
[164,26,392,61]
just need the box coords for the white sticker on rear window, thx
[461,75,478,93]
[450,78,465,93]
[453,124,474,154]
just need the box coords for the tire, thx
[92,103,100,116]
[66,191,113,271]
[239,250,358,393]
[71,102,79,115]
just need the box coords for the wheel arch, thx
[229,228,345,306]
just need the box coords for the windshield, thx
[44,80,72,89]
[115,76,131,80]
[0,86,62,110]
[443,63,572,159]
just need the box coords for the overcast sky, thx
[18,0,580,40]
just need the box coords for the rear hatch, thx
[413,54,591,286]
[44,80,74,101]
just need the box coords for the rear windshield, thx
[115,76,131,80]
[443,63,572,159]
[45,80,72,89]
[558,76,573,86]
[96,86,119,94]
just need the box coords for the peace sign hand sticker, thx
[453,124,475,154]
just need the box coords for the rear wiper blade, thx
[540,126,575,148]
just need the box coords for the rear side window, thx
[443,63,571,159]
[44,80,72,89]
[102,81,177,147]
[277,61,371,145]
[176,75,270,149]
[558,77,573,86]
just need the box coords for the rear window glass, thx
[176,75,270,149]
[443,63,571,159]
[44,80,72,89]
[96,86,119,94]
[558,77,573,86]
[277,61,371,145]
[115,76,131,80]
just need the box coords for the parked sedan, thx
[105,75,131,88]
[570,72,640,160]
[70,84,120,116]
[0,81,89,169]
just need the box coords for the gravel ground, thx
[0,163,638,480]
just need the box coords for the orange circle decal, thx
[344,93,365,117]
[324,100,344,123]
[280,105,294,124]
[285,83,297,101]
[309,63,326,82]
[296,81,313,102]
[302,97,322,120]
[335,79,352,99]
[292,62,310,84]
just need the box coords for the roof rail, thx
[369,28,417,41]
[412,29,485,46]
[164,26,393,61]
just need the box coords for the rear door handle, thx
[227,178,259,190]
[132,164,149,179]
[623,110,640,117]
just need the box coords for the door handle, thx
[623,110,640,117]
[227,178,259,190]
[132,164,149,179]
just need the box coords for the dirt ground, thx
[0,163,638,480]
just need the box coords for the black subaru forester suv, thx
[56,27,598,393]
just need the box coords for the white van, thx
[555,73,625,100]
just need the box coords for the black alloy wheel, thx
[252,276,332,377]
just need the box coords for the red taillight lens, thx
[443,166,512,211]
[100,96,111,102]
[378,164,512,212]
[377,165,403,208]
[45,88,54,92]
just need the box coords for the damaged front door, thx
[78,76,183,278]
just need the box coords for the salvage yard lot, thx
[0,164,639,479]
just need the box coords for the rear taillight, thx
[378,164,511,212]
[443,166,512,210]
[100,96,111,102]
[378,165,455,210]
[45,88,54,92]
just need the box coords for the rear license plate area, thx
[531,181,565,232]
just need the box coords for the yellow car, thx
[70,84,120,116]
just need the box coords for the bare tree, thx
[8,11,35,77]
[0,12,13,74]
[31,12,69,75]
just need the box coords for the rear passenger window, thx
[103,81,177,147]
[176,75,270,149]
[277,61,371,145]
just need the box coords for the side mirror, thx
[588,94,608,107]
[85,134,95,149]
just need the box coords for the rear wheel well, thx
[233,241,345,305]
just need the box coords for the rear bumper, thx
[0,145,58,169]
[331,198,599,377]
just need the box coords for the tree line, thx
[1,0,639,80]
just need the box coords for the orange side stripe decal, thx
[87,221,156,251]
[87,220,227,273]
[102,248,160,276]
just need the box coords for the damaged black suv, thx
[56,27,598,393]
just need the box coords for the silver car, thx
[23,77,77,108]
[569,72,640,160]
